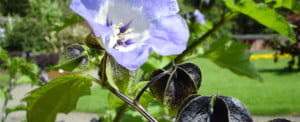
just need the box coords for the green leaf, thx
[265,0,300,13]
[108,92,124,109]
[19,62,40,84]
[54,54,87,71]
[23,74,93,122]
[105,56,136,94]
[16,75,33,84]
[204,39,262,81]
[76,85,109,112]
[0,47,10,67]
[9,57,24,77]
[224,0,296,42]
[141,53,172,74]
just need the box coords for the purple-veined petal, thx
[107,45,152,70]
[146,15,189,56]
[70,0,104,21]
[70,0,112,37]
[125,0,179,21]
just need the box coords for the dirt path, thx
[1,84,300,122]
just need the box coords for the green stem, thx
[135,70,171,102]
[95,80,158,122]
[97,53,158,122]
[1,76,15,122]
[113,104,129,122]
[164,11,239,69]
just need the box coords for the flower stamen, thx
[110,22,135,50]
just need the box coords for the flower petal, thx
[125,0,179,21]
[194,9,206,25]
[107,45,152,70]
[70,0,112,37]
[146,15,189,56]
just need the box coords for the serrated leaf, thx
[23,74,93,122]
[224,0,296,42]
[266,0,300,13]
[105,56,135,94]
[204,39,262,81]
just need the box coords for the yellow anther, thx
[124,28,133,34]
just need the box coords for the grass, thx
[77,53,300,115]
[190,54,300,115]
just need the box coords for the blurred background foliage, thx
[0,0,88,53]
[0,0,276,54]
[1,0,290,52]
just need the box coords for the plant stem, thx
[98,80,158,122]
[1,77,15,122]
[164,11,239,69]
[98,53,157,122]
[113,104,128,122]
[135,70,171,102]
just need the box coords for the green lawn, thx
[1,55,297,115]
[76,54,300,115]
[190,56,300,115]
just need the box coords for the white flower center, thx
[95,0,150,52]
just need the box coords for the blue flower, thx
[70,0,189,70]
[193,9,205,25]
[0,28,5,40]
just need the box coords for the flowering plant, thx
[70,0,189,70]
[16,0,298,122]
